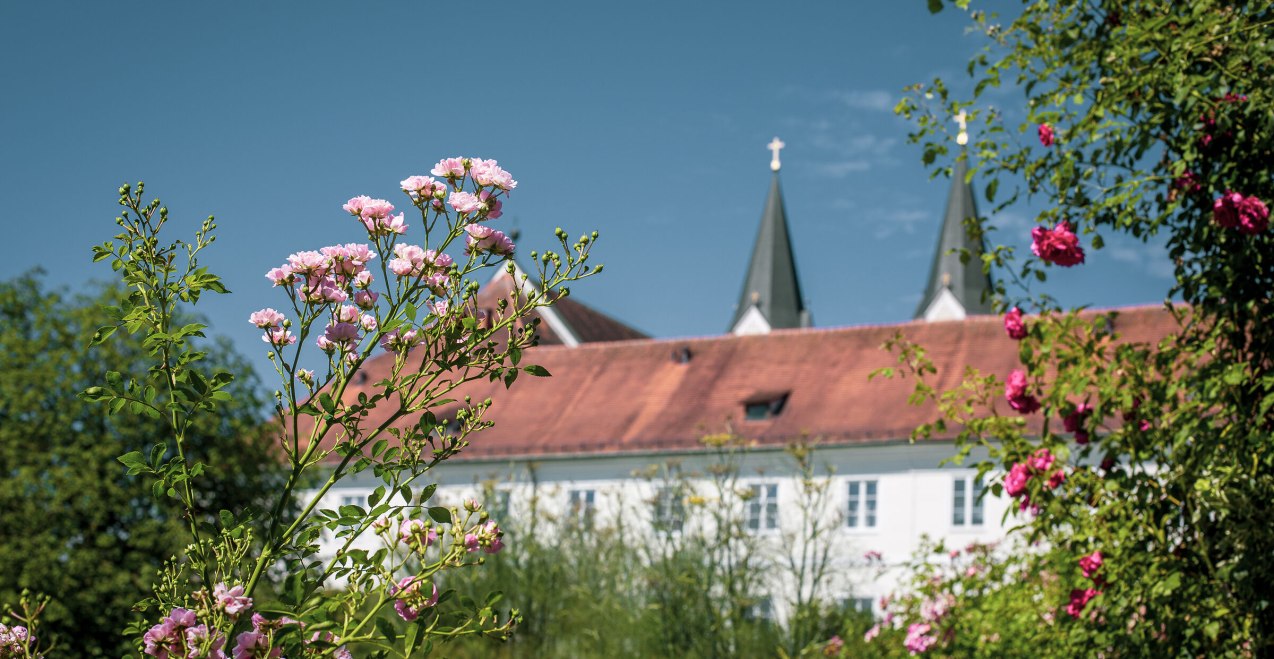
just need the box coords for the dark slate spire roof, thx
[730,173,811,332]
[915,153,994,319]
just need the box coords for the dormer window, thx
[743,391,789,420]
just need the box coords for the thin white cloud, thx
[837,90,897,113]
[815,160,872,178]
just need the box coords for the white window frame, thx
[846,479,878,530]
[952,475,985,527]
[568,488,596,522]
[746,482,779,533]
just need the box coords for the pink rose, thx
[1031,221,1085,267]
[1213,191,1269,234]
[1079,550,1103,579]
[1028,448,1055,472]
[1065,587,1100,618]
[249,308,286,329]
[469,158,517,191]
[448,191,482,214]
[1038,123,1055,147]
[431,157,466,179]
[1004,462,1031,497]
[1046,469,1066,490]
[465,224,516,256]
[1004,369,1041,414]
[904,622,936,654]
[1003,307,1027,339]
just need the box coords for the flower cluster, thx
[1213,191,1269,235]
[399,518,438,553]
[232,613,304,659]
[1004,448,1064,514]
[465,224,516,256]
[343,196,405,236]
[904,622,937,654]
[1030,221,1085,267]
[1003,369,1040,414]
[143,607,223,659]
[0,624,33,659]
[464,520,505,554]
[390,576,440,622]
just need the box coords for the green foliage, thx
[881,0,1274,655]
[442,438,865,659]
[0,272,282,657]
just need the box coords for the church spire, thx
[914,124,994,321]
[730,137,811,335]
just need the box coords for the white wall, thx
[308,441,1011,620]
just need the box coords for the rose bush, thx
[874,0,1274,655]
[68,156,602,657]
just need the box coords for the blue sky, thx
[0,1,1172,382]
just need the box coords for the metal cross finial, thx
[767,137,785,171]
[954,111,969,146]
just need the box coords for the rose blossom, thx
[249,308,285,329]
[1028,448,1055,472]
[1065,587,1100,618]
[1004,369,1041,414]
[464,224,515,256]
[263,329,296,347]
[904,622,936,654]
[1079,550,1103,579]
[1213,191,1270,234]
[1031,220,1085,266]
[390,577,439,622]
[469,158,517,191]
[1003,307,1027,339]
[1047,469,1066,490]
[448,191,483,214]
[1038,123,1055,147]
[1004,462,1031,497]
[431,157,466,179]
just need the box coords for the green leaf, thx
[428,506,452,524]
[524,365,551,377]
[91,325,118,345]
[404,622,421,655]
[927,0,943,13]
[118,451,146,471]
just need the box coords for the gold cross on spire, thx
[767,137,785,172]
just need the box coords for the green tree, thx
[881,0,1274,655]
[0,272,284,657]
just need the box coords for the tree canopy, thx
[0,272,285,657]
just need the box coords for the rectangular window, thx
[747,483,779,532]
[568,488,595,521]
[847,480,878,528]
[841,597,874,614]
[653,486,685,532]
[340,494,362,508]
[953,475,984,527]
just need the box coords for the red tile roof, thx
[323,304,1179,462]
[472,268,647,346]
